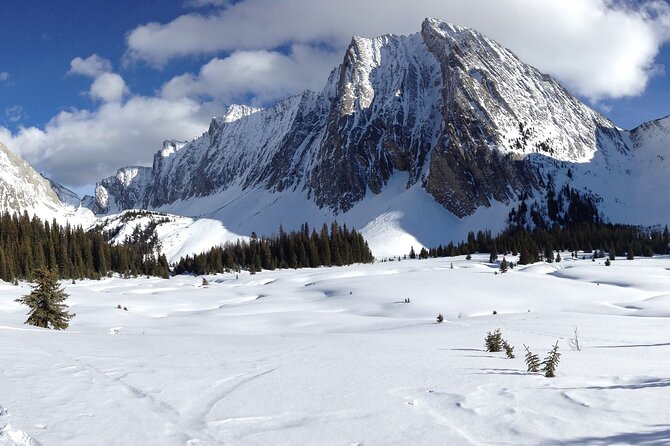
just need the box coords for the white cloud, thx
[0,96,225,186]
[68,54,113,78]
[0,72,8,83]
[4,105,24,123]
[125,0,670,100]
[160,45,338,104]
[89,73,129,103]
[183,0,229,8]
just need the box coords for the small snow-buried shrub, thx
[523,344,541,372]
[502,339,515,359]
[568,326,582,351]
[542,341,561,378]
[436,313,444,323]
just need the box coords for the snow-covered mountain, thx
[0,143,94,225]
[71,19,670,255]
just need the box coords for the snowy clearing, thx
[1,254,669,445]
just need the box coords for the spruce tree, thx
[542,341,561,378]
[502,339,515,358]
[485,328,503,352]
[409,246,416,259]
[489,243,498,263]
[523,344,541,372]
[15,268,75,330]
[500,257,508,273]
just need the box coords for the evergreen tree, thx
[485,328,503,352]
[489,243,498,263]
[518,249,533,265]
[502,339,515,358]
[409,246,416,259]
[555,252,561,263]
[523,344,541,372]
[500,257,508,273]
[542,341,561,378]
[15,268,75,330]
[436,313,444,323]
[544,244,554,263]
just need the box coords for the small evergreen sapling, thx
[500,257,508,273]
[523,344,541,372]
[502,339,515,359]
[436,313,444,323]
[15,268,75,330]
[485,328,503,352]
[542,341,561,378]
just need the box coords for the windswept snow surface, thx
[1,256,670,445]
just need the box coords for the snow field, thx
[0,254,669,444]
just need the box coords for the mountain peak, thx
[81,18,668,244]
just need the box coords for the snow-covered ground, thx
[1,254,670,445]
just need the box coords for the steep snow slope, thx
[0,143,94,226]
[96,210,247,263]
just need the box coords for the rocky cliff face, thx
[83,19,660,229]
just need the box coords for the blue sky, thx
[0,0,197,128]
[1,0,670,196]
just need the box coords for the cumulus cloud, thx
[125,0,670,100]
[160,45,337,104]
[68,54,113,78]
[89,73,129,102]
[0,96,225,186]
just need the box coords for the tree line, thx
[173,222,374,275]
[0,211,169,281]
[414,222,670,264]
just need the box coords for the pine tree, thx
[485,328,503,352]
[500,257,508,273]
[489,243,498,263]
[15,268,75,330]
[502,339,515,358]
[542,341,561,378]
[523,344,541,372]
[436,313,444,323]
[409,246,416,259]
[555,252,561,263]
